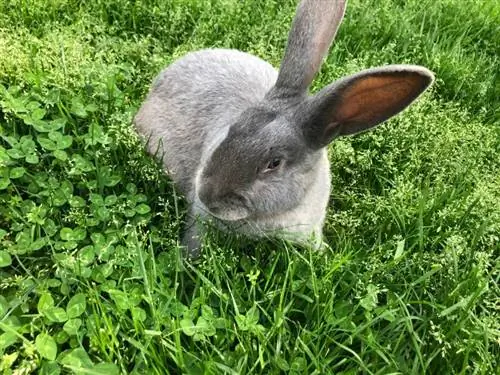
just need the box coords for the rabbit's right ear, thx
[298,65,434,148]
[267,0,347,98]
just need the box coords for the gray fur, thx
[135,49,278,195]
[134,0,434,257]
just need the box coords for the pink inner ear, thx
[335,75,424,125]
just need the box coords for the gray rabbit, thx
[134,0,434,257]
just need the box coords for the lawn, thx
[0,0,499,373]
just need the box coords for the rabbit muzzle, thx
[197,184,250,222]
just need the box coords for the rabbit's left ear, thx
[300,65,434,148]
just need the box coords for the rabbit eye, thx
[264,158,282,172]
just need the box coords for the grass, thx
[0,0,498,373]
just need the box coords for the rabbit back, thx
[134,49,278,197]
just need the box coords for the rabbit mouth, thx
[197,182,251,221]
[204,204,250,222]
[196,195,251,221]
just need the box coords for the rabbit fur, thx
[134,0,434,257]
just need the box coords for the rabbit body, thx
[135,0,434,256]
[135,49,331,249]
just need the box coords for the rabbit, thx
[134,0,434,257]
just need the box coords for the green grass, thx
[0,0,498,373]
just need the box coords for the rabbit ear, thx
[300,65,434,147]
[268,0,347,98]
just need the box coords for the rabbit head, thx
[195,0,434,223]
[196,104,323,222]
